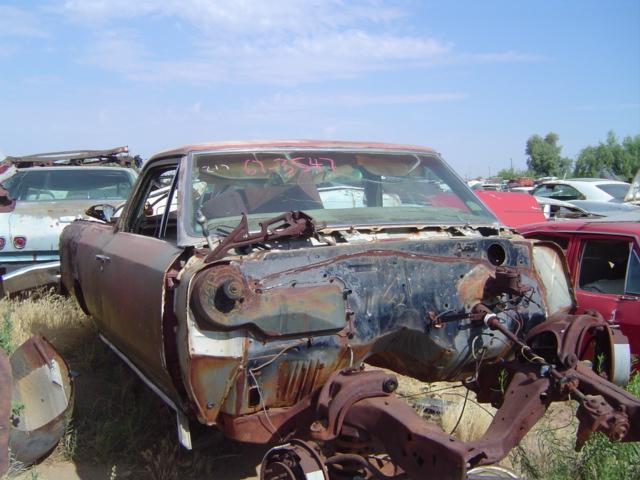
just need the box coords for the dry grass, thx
[0,290,93,351]
[1,292,264,480]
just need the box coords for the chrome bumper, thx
[0,261,60,296]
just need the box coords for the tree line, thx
[497,131,640,181]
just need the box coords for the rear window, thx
[596,183,629,201]
[6,169,134,201]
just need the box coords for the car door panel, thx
[99,231,183,393]
[60,221,115,320]
[574,235,640,366]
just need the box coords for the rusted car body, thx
[60,141,639,479]
[0,337,74,476]
[0,148,137,295]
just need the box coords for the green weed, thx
[0,311,14,354]
[510,373,640,480]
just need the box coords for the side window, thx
[578,239,631,295]
[553,184,583,200]
[127,166,179,241]
[626,249,640,295]
[532,184,554,198]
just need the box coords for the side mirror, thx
[85,204,116,223]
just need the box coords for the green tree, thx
[496,167,531,180]
[574,131,640,179]
[526,132,572,177]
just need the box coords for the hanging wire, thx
[449,388,470,435]
[249,340,305,372]
[248,368,282,441]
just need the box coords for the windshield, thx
[189,150,496,234]
[3,169,134,201]
[596,183,629,201]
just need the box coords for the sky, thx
[0,0,638,178]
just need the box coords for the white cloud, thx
[62,0,543,85]
[80,28,455,84]
[61,0,405,32]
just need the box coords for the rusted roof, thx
[148,140,439,161]
[519,215,640,241]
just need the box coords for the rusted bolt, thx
[223,279,244,300]
[383,378,398,393]
[563,353,578,368]
[310,420,327,432]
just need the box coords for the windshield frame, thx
[179,147,499,245]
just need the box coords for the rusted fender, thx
[8,336,73,466]
[0,349,11,476]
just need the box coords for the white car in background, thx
[625,169,640,205]
[0,148,138,294]
[531,178,630,203]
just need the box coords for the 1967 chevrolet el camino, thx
[60,141,639,480]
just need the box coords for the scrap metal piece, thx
[576,394,630,450]
[0,261,60,297]
[261,439,329,480]
[204,211,316,263]
[0,350,11,477]
[3,146,134,168]
[8,336,73,466]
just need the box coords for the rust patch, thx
[276,360,325,405]
[457,264,493,307]
[191,264,347,337]
[188,355,240,424]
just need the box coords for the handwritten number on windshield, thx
[243,157,336,176]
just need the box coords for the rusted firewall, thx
[191,265,347,336]
[186,237,548,418]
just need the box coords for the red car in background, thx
[519,216,640,368]
[475,190,546,227]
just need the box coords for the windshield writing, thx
[190,150,495,234]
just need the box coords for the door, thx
[574,236,640,361]
[98,162,183,394]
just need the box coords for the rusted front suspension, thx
[253,312,640,479]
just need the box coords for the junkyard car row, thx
[1,141,639,479]
[0,147,137,296]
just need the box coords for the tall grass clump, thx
[0,311,14,354]
[510,373,640,480]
